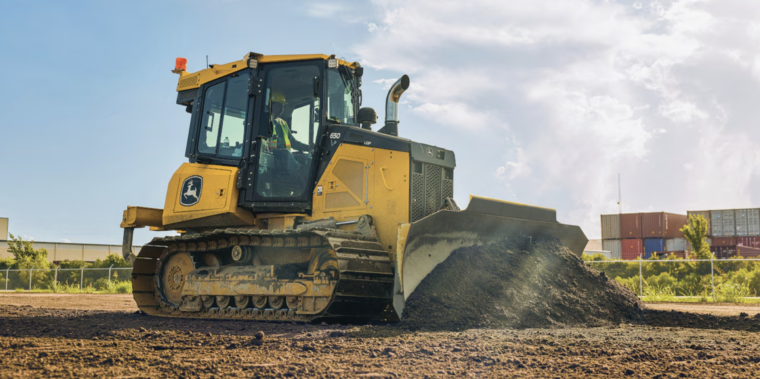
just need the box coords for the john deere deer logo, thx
[180,176,203,207]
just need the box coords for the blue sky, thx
[2,0,760,245]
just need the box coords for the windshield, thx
[256,63,321,199]
[326,68,355,124]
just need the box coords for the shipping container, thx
[711,246,736,259]
[602,239,622,260]
[711,211,726,236]
[749,209,760,236]
[735,209,750,236]
[621,239,643,260]
[687,211,711,236]
[620,213,642,239]
[643,238,665,258]
[665,238,688,251]
[737,236,760,248]
[641,212,688,238]
[687,237,711,251]
[663,251,689,259]
[721,210,736,236]
[711,237,736,247]
[600,214,621,239]
[737,246,760,258]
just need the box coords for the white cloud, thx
[306,3,345,18]
[354,0,760,237]
[60,238,71,243]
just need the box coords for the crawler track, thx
[131,228,397,323]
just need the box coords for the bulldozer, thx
[120,52,587,322]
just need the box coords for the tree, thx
[681,215,711,260]
[7,234,52,289]
[7,233,49,262]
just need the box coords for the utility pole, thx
[618,173,622,214]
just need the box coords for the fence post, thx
[638,257,643,297]
[29,266,34,292]
[108,265,114,285]
[711,256,716,302]
[54,266,59,293]
[5,267,9,292]
[80,266,84,292]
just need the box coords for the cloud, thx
[60,238,71,243]
[306,3,346,18]
[354,0,760,237]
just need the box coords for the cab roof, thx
[175,53,358,92]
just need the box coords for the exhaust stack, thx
[378,75,410,136]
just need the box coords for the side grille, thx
[410,163,454,222]
[178,74,201,90]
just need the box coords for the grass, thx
[641,296,760,303]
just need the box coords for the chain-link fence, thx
[586,258,760,302]
[0,266,133,293]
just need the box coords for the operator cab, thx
[176,54,361,213]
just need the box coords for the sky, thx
[1,0,759,245]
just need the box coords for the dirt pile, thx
[402,240,644,330]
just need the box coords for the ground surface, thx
[2,294,760,378]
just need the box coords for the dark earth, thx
[3,241,760,377]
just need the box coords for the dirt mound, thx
[402,240,643,330]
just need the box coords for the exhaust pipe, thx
[378,75,410,136]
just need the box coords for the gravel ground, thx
[2,296,760,378]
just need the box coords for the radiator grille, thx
[411,172,425,221]
[410,163,453,222]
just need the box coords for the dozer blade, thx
[392,195,587,319]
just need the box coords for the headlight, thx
[248,59,258,69]
[328,58,338,69]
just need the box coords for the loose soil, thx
[3,240,760,377]
[3,303,760,378]
[0,294,137,311]
[403,240,643,330]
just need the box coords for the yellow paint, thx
[121,206,163,228]
[468,194,556,211]
[312,144,410,259]
[162,163,256,227]
[176,53,358,91]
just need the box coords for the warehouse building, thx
[0,217,140,263]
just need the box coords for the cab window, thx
[198,73,250,158]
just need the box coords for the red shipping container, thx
[737,246,760,258]
[737,236,760,248]
[621,239,643,260]
[620,213,643,239]
[641,212,688,238]
[663,251,689,259]
[711,246,737,259]
[712,237,736,247]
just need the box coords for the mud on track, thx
[3,300,760,378]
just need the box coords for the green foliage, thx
[681,215,711,260]
[590,251,760,303]
[90,254,131,268]
[716,282,750,303]
[642,285,676,301]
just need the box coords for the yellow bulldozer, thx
[120,52,587,322]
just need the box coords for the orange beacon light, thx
[175,57,187,71]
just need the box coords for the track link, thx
[131,228,397,323]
